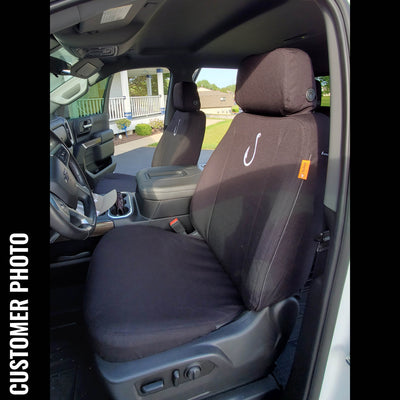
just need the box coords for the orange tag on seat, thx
[298,160,310,180]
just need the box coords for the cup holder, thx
[108,192,133,219]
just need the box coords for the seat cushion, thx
[93,172,136,194]
[84,225,245,362]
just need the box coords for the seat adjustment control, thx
[141,379,164,395]
[172,369,180,386]
[185,365,201,380]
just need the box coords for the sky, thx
[196,68,238,88]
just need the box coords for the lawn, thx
[321,94,330,107]
[201,119,232,150]
[147,119,232,150]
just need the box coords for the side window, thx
[108,68,170,134]
[195,68,238,115]
[194,68,238,151]
[315,76,330,108]
[69,77,110,118]
[53,77,110,119]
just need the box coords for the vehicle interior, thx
[49,1,350,399]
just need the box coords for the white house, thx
[107,67,169,134]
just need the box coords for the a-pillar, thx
[156,68,165,113]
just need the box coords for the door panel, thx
[71,113,116,188]
[66,77,116,189]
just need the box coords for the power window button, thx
[141,379,164,395]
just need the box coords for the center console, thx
[94,165,202,236]
[135,165,201,219]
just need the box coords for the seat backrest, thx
[151,81,206,167]
[190,48,329,311]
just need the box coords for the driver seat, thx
[84,48,329,399]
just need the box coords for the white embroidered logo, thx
[243,133,261,167]
[173,118,181,136]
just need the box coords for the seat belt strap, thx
[315,230,330,252]
[312,230,330,277]
[169,218,187,234]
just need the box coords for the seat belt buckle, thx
[169,218,187,234]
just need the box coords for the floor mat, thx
[50,322,111,400]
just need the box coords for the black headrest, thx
[235,48,317,116]
[173,81,201,112]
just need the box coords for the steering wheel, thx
[50,130,96,241]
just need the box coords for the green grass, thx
[201,120,232,150]
[321,95,330,107]
[147,119,232,150]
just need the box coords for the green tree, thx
[129,73,170,96]
[129,75,148,96]
[220,84,236,93]
[196,80,235,93]
[196,80,219,91]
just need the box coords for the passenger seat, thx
[94,81,206,194]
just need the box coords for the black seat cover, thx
[93,82,205,194]
[84,48,329,363]
[84,225,244,362]
[151,81,206,167]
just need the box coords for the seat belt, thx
[169,217,205,240]
[169,218,187,234]
[312,230,330,277]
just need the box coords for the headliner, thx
[50,0,328,79]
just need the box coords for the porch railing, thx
[108,96,165,121]
[108,97,125,120]
[73,96,165,120]
[73,98,104,118]
[130,96,161,119]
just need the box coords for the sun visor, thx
[52,0,158,58]
[77,2,145,34]
[71,58,104,79]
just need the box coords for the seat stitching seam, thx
[256,175,305,309]
[255,116,312,309]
